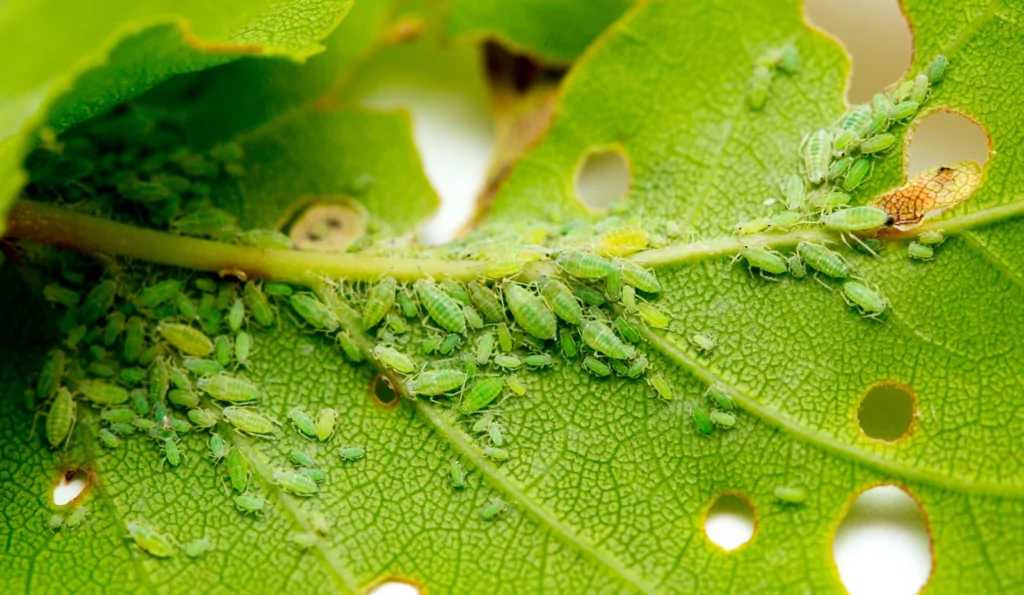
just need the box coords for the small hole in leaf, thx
[704,492,755,551]
[373,375,399,406]
[286,198,368,253]
[833,485,932,595]
[575,148,631,212]
[367,581,420,595]
[53,469,88,506]
[908,110,989,176]
[803,0,913,103]
[858,382,915,442]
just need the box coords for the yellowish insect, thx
[873,161,982,230]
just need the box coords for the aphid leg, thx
[811,273,834,292]
[841,233,879,258]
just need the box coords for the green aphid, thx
[237,228,293,250]
[463,355,478,377]
[767,211,803,230]
[414,280,466,334]
[182,357,223,376]
[198,294,221,333]
[524,354,553,368]
[467,281,504,323]
[101,407,137,424]
[288,408,318,438]
[44,283,80,308]
[496,324,513,352]
[136,280,181,309]
[89,361,117,378]
[48,512,66,531]
[614,317,641,344]
[373,345,416,374]
[385,312,408,334]
[214,335,231,367]
[583,356,611,377]
[101,312,126,347]
[581,320,635,359]
[557,251,616,279]
[375,328,395,344]
[538,277,583,325]
[859,133,896,154]
[449,460,467,489]
[273,468,319,495]
[157,322,213,357]
[226,299,245,333]
[119,316,144,364]
[927,54,947,83]
[736,216,770,236]
[299,467,327,483]
[488,422,505,446]
[638,303,671,329]
[291,450,317,468]
[690,332,716,353]
[506,375,527,396]
[420,334,442,354]
[802,129,832,184]
[774,486,807,504]
[571,283,606,307]
[746,65,772,110]
[440,279,473,307]
[36,349,65,400]
[706,386,734,410]
[605,268,622,300]
[233,494,265,515]
[475,333,495,365]
[243,282,275,327]
[781,174,805,210]
[46,388,76,448]
[216,284,234,312]
[626,357,648,379]
[797,242,850,279]
[169,418,192,434]
[828,156,852,181]
[79,280,118,326]
[132,389,150,415]
[316,409,338,441]
[170,208,238,238]
[853,238,884,256]
[126,521,175,557]
[559,328,578,359]
[479,253,525,279]
[338,445,366,461]
[514,331,546,353]
[148,358,169,402]
[163,439,182,467]
[226,449,249,492]
[88,344,108,361]
[396,288,418,319]
[472,413,495,434]
[64,506,88,528]
[648,374,673,400]
[187,408,219,428]
[493,354,523,370]
[153,401,167,425]
[481,498,506,520]
[832,106,873,154]
[222,406,277,436]
[81,380,129,405]
[120,367,146,384]
[692,407,713,435]
[235,331,252,365]
[408,369,468,396]
[110,423,135,436]
[842,281,887,317]
[289,294,338,331]
[503,282,557,340]
[168,388,199,408]
[198,374,262,403]
[840,158,871,192]
[438,334,461,356]
[786,255,806,278]
[208,433,227,463]
[907,73,930,104]
[264,282,294,297]
[889,100,919,121]
[194,278,218,293]
[483,446,510,462]
[908,241,935,260]
[66,324,87,349]
[463,307,485,330]
[290,532,317,549]
[619,260,661,294]
[362,277,397,330]
[918,230,944,246]
[812,190,851,210]
[823,206,891,232]
[460,377,504,414]
[610,360,629,376]
[184,538,214,559]
[330,333,357,364]
[98,428,120,448]
[739,246,788,275]
[710,411,736,428]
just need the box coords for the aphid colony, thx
[733,55,955,318]
[747,44,800,110]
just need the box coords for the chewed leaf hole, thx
[575,147,631,212]
[833,486,932,595]
[53,469,88,506]
[908,110,990,176]
[803,0,912,103]
[704,492,755,551]
[367,580,421,595]
[373,375,399,406]
[858,382,915,442]
[285,197,369,252]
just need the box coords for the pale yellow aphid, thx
[593,226,651,257]
[873,161,982,230]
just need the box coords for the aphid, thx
[481,498,506,520]
[80,380,130,405]
[36,349,65,400]
[89,362,117,378]
[234,331,252,365]
[908,73,930,104]
[524,354,553,368]
[488,422,505,446]
[223,299,244,333]
[475,333,495,365]
[396,289,418,319]
[811,190,851,210]
[198,374,262,403]
[163,439,182,467]
[414,280,466,334]
[786,255,806,278]
[690,332,716,352]
[852,238,884,256]
[137,344,162,367]
[233,494,265,515]
[557,328,578,360]
[832,106,873,154]
[776,44,799,74]
[460,377,504,414]
[496,324,513,352]
[273,468,319,495]
[65,324,87,349]
[581,320,635,359]
[207,434,228,463]
[746,65,772,110]
[157,322,213,357]
[288,408,318,438]
[927,54,947,83]
[842,158,872,192]
[361,277,397,330]
[420,334,442,354]
[605,268,622,300]
[63,506,88,529]
[184,538,213,559]
[493,354,523,370]
[290,450,317,468]
[147,357,168,401]
[168,388,199,408]
[263,282,293,297]
[169,418,192,434]
[119,367,146,384]
[613,317,641,344]
[774,486,807,504]
[316,408,338,441]
[767,211,803,230]
[822,206,891,232]
[514,331,546,352]
[213,335,231,366]
[79,280,118,325]
[153,401,167,425]
[408,369,468,396]
[46,388,75,448]
[537,277,582,325]
[243,282,275,327]
[557,251,616,279]
[710,411,736,428]
[440,279,472,307]
[781,174,805,210]
[463,352,478,375]
[503,282,557,340]
[338,445,366,461]
[859,133,895,154]
[328,334,359,364]
[802,129,832,184]
[739,246,788,275]
[796,242,850,279]
[110,423,136,436]
[828,156,852,181]
[100,407,135,425]
[583,356,611,377]
[449,460,467,489]
[636,303,670,329]
[182,357,223,376]
[908,241,935,260]
[136,280,182,309]
[842,281,887,317]
[187,408,219,428]
[706,386,734,410]
[304,509,330,536]
[44,283,80,308]
[289,294,339,331]
[98,428,121,448]
[618,260,661,293]
[735,217,769,236]
[479,253,525,279]
[222,406,277,436]
[483,446,510,461]
[99,312,126,347]
[48,513,66,531]
[195,278,218,293]
[472,413,495,433]
[122,316,146,363]
[438,333,461,356]
[888,100,919,121]
[289,532,317,549]
[692,407,713,435]
[226,449,249,492]
[126,522,174,557]
[373,345,416,374]
[506,375,527,396]
[461,306,484,330]
[594,225,651,257]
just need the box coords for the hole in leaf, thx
[908,110,990,176]
[858,382,915,442]
[367,580,421,595]
[804,0,913,103]
[575,148,631,212]
[833,485,932,595]
[53,469,88,506]
[704,492,755,551]
[373,375,399,407]
[286,198,369,253]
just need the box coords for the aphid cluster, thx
[747,44,800,110]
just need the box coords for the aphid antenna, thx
[842,232,880,258]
